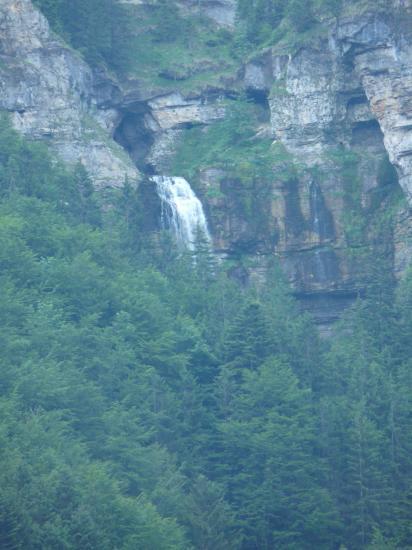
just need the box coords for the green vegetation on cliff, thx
[33,0,237,86]
[235,0,342,53]
[33,0,135,72]
[172,97,293,236]
[32,0,344,83]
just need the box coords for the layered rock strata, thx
[196,3,412,323]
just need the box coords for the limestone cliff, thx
[0,0,138,187]
[1,0,412,326]
[228,0,412,322]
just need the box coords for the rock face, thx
[240,7,412,208]
[337,7,412,202]
[193,2,412,325]
[145,93,226,172]
[113,91,227,174]
[1,0,412,327]
[0,0,138,187]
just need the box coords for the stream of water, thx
[152,176,211,250]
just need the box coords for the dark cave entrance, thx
[113,106,163,231]
[113,109,155,175]
[246,88,271,123]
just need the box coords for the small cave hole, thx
[377,155,399,189]
[368,153,401,210]
[342,47,356,70]
[246,88,271,122]
[114,111,155,175]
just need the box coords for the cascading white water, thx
[152,176,211,250]
[309,181,321,236]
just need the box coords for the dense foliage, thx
[0,114,411,549]
[32,0,237,86]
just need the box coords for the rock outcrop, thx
[338,5,412,202]
[0,0,138,187]
[194,1,412,324]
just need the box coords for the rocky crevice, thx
[337,8,412,202]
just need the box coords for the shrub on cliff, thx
[33,0,135,72]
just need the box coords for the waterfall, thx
[309,181,321,236]
[152,176,211,250]
[309,181,335,241]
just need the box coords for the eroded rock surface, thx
[0,0,138,187]
[337,8,412,202]
[197,2,412,324]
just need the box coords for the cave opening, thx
[112,106,164,232]
[245,88,271,122]
[349,115,401,198]
[113,110,155,175]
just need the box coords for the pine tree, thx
[223,300,273,372]
[71,162,101,226]
[184,475,241,549]
[217,359,341,549]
